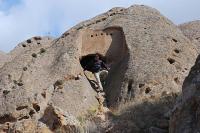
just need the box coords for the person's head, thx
[94,53,100,60]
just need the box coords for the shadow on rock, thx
[107,93,178,133]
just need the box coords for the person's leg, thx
[99,70,108,86]
[94,72,103,91]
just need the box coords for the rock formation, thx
[169,21,200,133]
[0,50,8,68]
[179,20,200,52]
[0,5,198,133]
[169,54,200,133]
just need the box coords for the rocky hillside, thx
[0,5,199,133]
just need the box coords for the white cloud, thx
[0,0,112,52]
[0,0,199,52]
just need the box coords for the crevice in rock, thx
[172,38,178,43]
[127,79,133,95]
[16,105,28,111]
[18,116,29,121]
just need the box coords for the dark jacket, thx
[84,59,108,73]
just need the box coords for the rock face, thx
[0,51,8,68]
[73,5,197,132]
[168,21,200,133]
[179,20,200,51]
[0,5,198,133]
[0,35,98,132]
[169,54,200,133]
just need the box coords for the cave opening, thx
[79,27,129,108]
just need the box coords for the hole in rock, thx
[27,39,32,43]
[22,44,26,47]
[174,77,180,84]
[23,67,27,71]
[32,53,37,58]
[17,82,23,86]
[145,87,151,94]
[139,83,145,88]
[33,36,42,41]
[29,109,35,117]
[32,103,40,112]
[3,90,10,95]
[16,105,28,111]
[172,38,178,43]
[167,58,175,64]
[174,49,180,53]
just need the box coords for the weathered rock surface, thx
[0,35,99,132]
[169,54,200,133]
[179,20,200,52]
[0,51,8,68]
[0,4,198,133]
[168,21,200,133]
[73,5,197,132]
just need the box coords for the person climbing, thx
[83,53,110,91]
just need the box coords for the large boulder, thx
[0,4,198,132]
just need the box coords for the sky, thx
[0,0,199,52]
